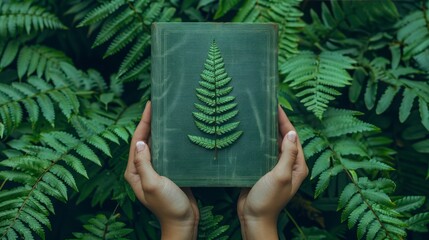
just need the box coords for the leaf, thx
[376,86,399,114]
[399,88,416,122]
[78,0,126,27]
[0,40,20,69]
[412,139,429,153]
[281,51,355,119]
[189,40,243,152]
[394,196,425,213]
[214,0,241,19]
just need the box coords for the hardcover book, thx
[151,23,278,187]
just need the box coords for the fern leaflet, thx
[281,51,356,119]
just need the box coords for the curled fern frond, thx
[71,213,133,240]
[281,51,356,119]
[0,2,67,37]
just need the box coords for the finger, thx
[129,102,152,154]
[272,131,298,183]
[237,188,250,220]
[278,105,295,137]
[291,153,309,194]
[127,101,152,171]
[134,141,161,192]
[126,175,146,204]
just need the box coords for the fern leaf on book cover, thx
[188,40,243,156]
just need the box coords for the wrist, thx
[240,217,278,240]
[160,219,199,240]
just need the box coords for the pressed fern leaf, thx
[0,1,67,37]
[233,0,305,62]
[281,51,356,119]
[188,40,243,156]
[71,213,133,240]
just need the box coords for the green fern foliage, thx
[0,76,79,133]
[71,213,133,240]
[0,131,93,239]
[338,178,407,240]
[349,58,429,131]
[0,1,66,37]
[396,1,429,60]
[77,0,176,81]
[304,0,398,46]
[298,108,384,197]
[281,51,356,119]
[233,0,305,62]
[188,40,243,152]
[16,45,72,80]
[198,203,229,240]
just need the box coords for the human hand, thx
[237,106,308,240]
[124,102,199,240]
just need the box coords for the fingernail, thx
[286,131,297,143]
[136,141,146,152]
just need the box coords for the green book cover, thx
[151,23,278,187]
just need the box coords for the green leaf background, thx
[0,0,428,239]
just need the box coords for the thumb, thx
[134,141,160,191]
[272,131,298,182]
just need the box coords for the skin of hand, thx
[237,106,309,240]
[124,101,199,240]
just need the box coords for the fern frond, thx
[0,105,136,239]
[189,40,243,153]
[281,51,355,119]
[78,0,175,81]
[396,1,429,60]
[357,60,429,130]
[0,76,81,134]
[0,2,67,37]
[71,213,133,240]
[198,202,229,240]
[17,45,72,80]
[304,0,398,49]
[78,0,127,27]
[233,0,304,62]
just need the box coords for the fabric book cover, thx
[151,23,278,187]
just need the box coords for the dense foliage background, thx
[0,0,428,239]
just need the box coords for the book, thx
[151,23,278,187]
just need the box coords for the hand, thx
[237,106,308,240]
[124,102,199,240]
